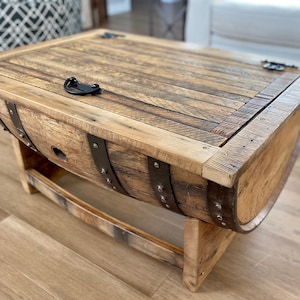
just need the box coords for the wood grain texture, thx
[0,130,178,296]
[183,218,236,292]
[7,104,213,220]
[0,87,299,299]
[206,127,300,233]
[0,74,218,176]
[25,167,184,268]
[0,28,283,155]
[0,208,9,222]
[0,216,147,300]
[0,258,55,300]
[0,26,299,296]
[213,72,299,137]
[237,114,300,225]
[1,29,298,232]
[203,77,300,187]
[11,129,233,293]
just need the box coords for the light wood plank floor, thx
[1,2,300,297]
[0,128,299,299]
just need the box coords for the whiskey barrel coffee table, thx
[0,30,299,292]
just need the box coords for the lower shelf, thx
[26,168,185,268]
[12,135,236,292]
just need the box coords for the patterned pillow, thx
[0,0,81,50]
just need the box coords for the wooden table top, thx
[0,29,292,145]
[0,29,299,187]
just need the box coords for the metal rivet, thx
[106,178,112,184]
[221,222,227,226]
[160,195,167,203]
[215,203,222,210]
[101,168,106,174]
[112,186,117,190]
[19,133,25,138]
[9,109,13,115]
[154,161,160,169]
[93,142,99,149]
[165,204,170,209]
[216,214,223,221]
[157,185,164,193]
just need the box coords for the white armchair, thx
[185,0,300,62]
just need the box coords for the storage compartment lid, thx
[0,30,298,181]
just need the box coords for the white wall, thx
[107,0,131,15]
[185,0,210,46]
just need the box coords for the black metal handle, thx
[262,60,298,71]
[64,77,103,96]
[100,32,125,39]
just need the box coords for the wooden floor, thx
[0,131,300,300]
[1,3,300,299]
[0,126,300,300]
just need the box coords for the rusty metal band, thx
[5,101,38,152]
[148,157,182,214]
[87,133,128,196]
[0,118,9,132]
[207,181,238,231]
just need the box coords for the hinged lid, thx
[0,30,299,181]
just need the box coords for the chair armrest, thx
[185,0,210,45]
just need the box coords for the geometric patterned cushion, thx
[0,0,81,51]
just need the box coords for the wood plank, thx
[203,77,300,187]
[0,30,285,149]
[55,172,185,248]
[52,43,263,97]
[213,73,299,137]
[1,129,299,298]
[0,258,55,300]
[0,74,219,175]
[153,155,300,299]
[63,39,267,89]
[84,36,278,83]
[0,216,148,300]
[0,129,178,296]
[0,28,100,60]
[183,218,236,292]
[0,30,290,160]
[3,54,237,123]
[0,61,226,146]
[3,51,243,121]
[0,208,9,222]
[0,12,299,298]
[236,125,299,226]
[25,168,184,267]
[0,58,246,111]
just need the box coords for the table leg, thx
[11,137,67,194]
[91,0,108,28]
[183,217,236,292]
[11,136,236,293]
